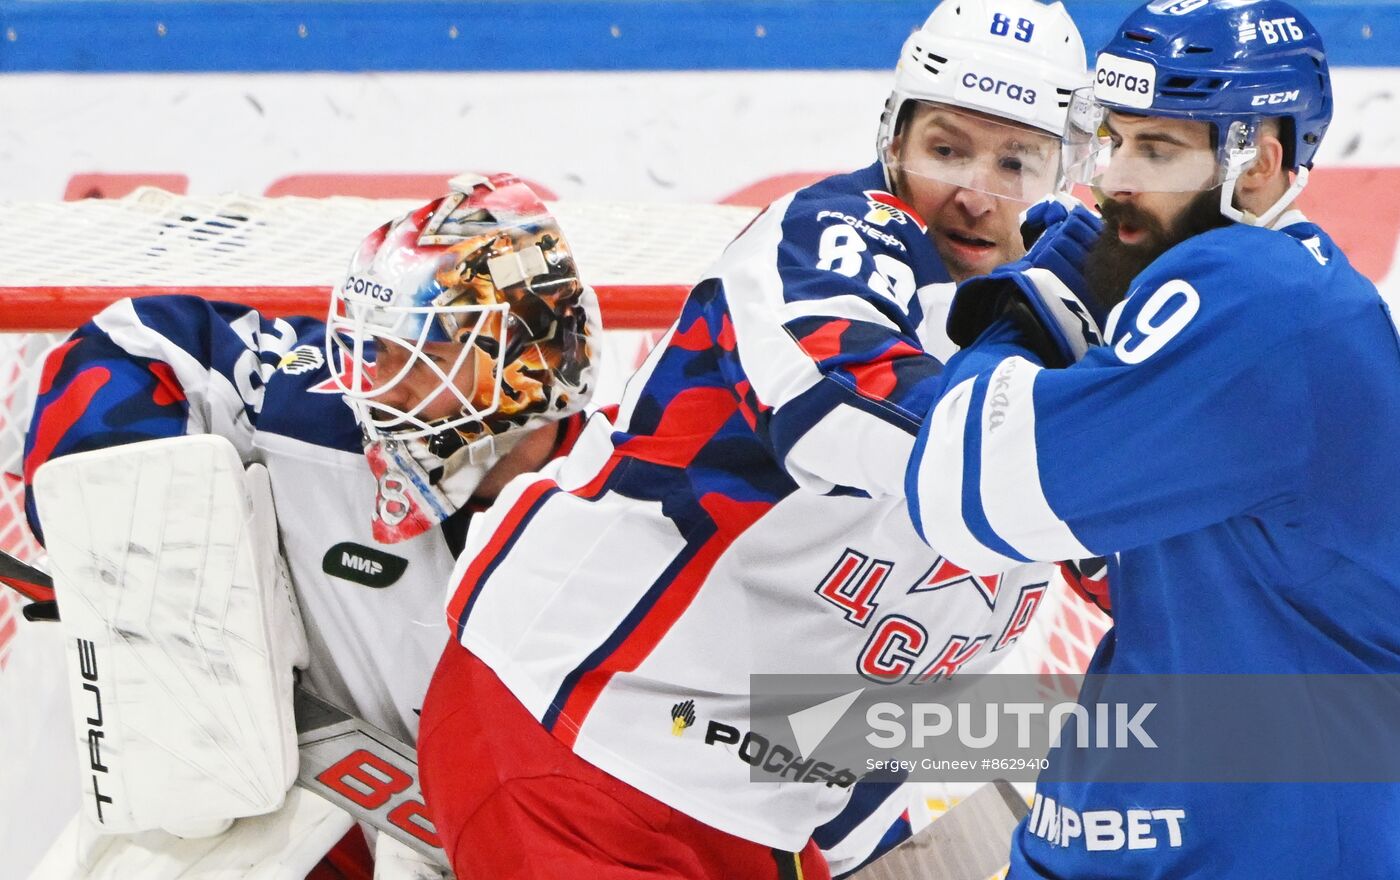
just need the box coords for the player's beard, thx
[1085,187,1233,308]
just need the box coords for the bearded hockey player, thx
[908,0,1400,875]
[19,174,601,877]
[415,2,1096,878]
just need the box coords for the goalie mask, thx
[327,174,601,543]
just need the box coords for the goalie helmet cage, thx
[0,187,1108,682]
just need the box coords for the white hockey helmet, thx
[328,172,599,453]
[877,0,1088,187]
[326,173,601,543]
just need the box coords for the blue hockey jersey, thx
[908,213,1400,876]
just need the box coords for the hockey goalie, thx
[5,174,933,878]
[13,174,603,878]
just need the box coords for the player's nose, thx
[952,185,996,219]
[1099,163,1140,202]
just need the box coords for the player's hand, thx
[1018,193,1096,252]
[946,196,1105,368]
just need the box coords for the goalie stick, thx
[0,545,54,604]
[4,547,1027,877]
[291,684,449,867]
[0,548,450,868]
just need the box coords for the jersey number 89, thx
[990,13,1034,42]
[816,223,917,311]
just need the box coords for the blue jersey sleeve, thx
[907,224,1359,572]
[23,295,321,541]
[705,177,954,498]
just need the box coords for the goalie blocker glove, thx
[947,196,1106,368]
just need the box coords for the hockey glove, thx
[947,195,1106,368]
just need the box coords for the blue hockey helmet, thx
[1065,0,1332,225]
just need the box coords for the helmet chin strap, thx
[436,430,524,505]
[1219,147,1310,228]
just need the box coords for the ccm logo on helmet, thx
[1093,54,1156,110]
[960,72,1037,106]
[344,275,394,303]
[1251,89,1300,106]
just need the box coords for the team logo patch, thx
[670,699,696,736]
[862,190,928,233]
[322,542,409,588]
[279,345,325,376]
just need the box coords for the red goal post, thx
[0,187,1107,681]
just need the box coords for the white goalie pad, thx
[28,787,353,880]
[33,434,310,835]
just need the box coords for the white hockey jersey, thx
[22,297,503,742]
[18,287,920,876]
[445,164,1060,851]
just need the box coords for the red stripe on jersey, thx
[23,366,111,484]
[446,478,559,631]
[148,361,187,406]
[715,313,737,352]
[671,314,734,353]
[794,320,852,363]
[552,531,728,750]
[553,414,586,459]
[850,360,898,400]
[617,386,739,468]
[446,454,625,633]
[552,407,613,460]
[848,340,921,402]
[670,317,715,352]
[698,491,773,538]
[552,492,773,748]
[37,338,79,396]
[734,380,759,430]
[575,453,625,499]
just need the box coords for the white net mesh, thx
[0,187,758,291]
[0,334,59,567]
[0,332,62,670]
[1004,570,1112,688]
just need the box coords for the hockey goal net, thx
[0,187,1109,679]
